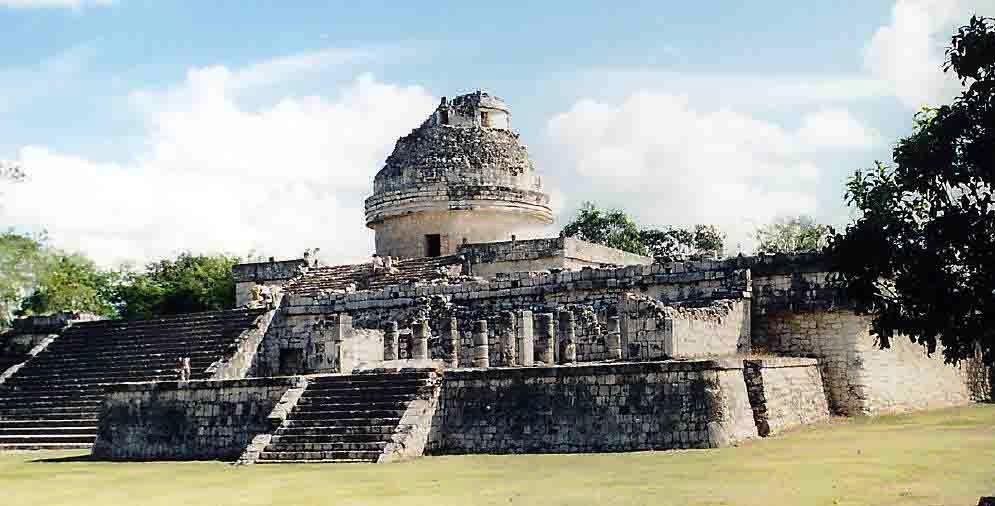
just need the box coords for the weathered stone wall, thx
[425,360,758,454]
[371,209,550,260]
[232,259,307,307]
[619,296,750,360]
[758,309,977,415]
[743,358,829,436]
[206,307,276,380]
[285,262,750,323]
[253,312,383,377]
[459,237,652,280]
[91,377,300,460]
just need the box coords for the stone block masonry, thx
[743,358,829,436]
[91,377,301,460]
[426,360,758,454]
[758,309,979,415]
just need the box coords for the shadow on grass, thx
[29,454,94,463]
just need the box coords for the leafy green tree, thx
[827,16,995,365]
[639,225,724,261]
[562,202,649,256]
[0,232,47,327]
[562,202,724,261]
[755,215,831,254]
[638,227,693,261]
[17,252,117,319]
[691,224,725,259]
[114,253,238,320]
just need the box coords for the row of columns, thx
[384,319,460,367]
[384,311,622,368]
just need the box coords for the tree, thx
[1,232,118,326]
[639,225,725,261]
[0,232,47,327]
[755,215,831,254]
[639,227,693,261]
[691,224,725,259]
[17,252,117,319]
[827,16,995,365]
[562,202,725,261]
[114,253,238,320]
[561,202,649,256]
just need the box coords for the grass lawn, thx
[3,405,994,506]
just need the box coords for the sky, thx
[0,0,989,266]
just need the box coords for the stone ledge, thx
[744,357,820,368]
[106,376,304,393]
[442,359,745,380]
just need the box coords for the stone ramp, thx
[257,371,438,464]
[0,308,267,450]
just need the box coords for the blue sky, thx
[0,0,988,265]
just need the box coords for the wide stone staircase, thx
[0,308,267,450]
[257,371,437,463]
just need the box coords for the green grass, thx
[4,405,995,506]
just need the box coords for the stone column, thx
[607,316,622,361]
[536,313,555,364]
[558,310,577,365]
[383,321,399,361]
[499,311,516,366]
[472,320,489,368]
[411,320,429,360]
[446,317,460,368]
[516,310,534,366]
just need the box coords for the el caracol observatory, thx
[364,91,554,259]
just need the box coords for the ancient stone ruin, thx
[0,91,990,463]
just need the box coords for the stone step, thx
[254,458,372,464]
[1,385,109,395]
[0,426,96,436]
[256,450,381,462]
[35,344,230,360]
[0,418,98,428]
[0,398,103,410]
[50,334,234,348]
[23,354,221,369]
[270,432,393,443]
[263,441,388,452]
[294,399,410,410]
[59,316,262,336]
[282,417,401,428]
[309,372,431,383]
[303,384,430,396]
[11,368,191,381]
[0,442,93,451]
[275,425,398,436]
[67,308,262,327]
[0,392,106,402]
[0,406,99,418]
[286,409,406,421]
[0,434,95,444]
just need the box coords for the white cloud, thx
[0,0,113,8]
[1,52,436,267]
[567,70,891,111]
[546,92,880,252]
[864,0,985,108]
[796,109,880,151]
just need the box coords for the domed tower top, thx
[365,91,554,259]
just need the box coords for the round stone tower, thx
[365,91,553,258]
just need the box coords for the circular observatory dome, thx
[364,91,553,259]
